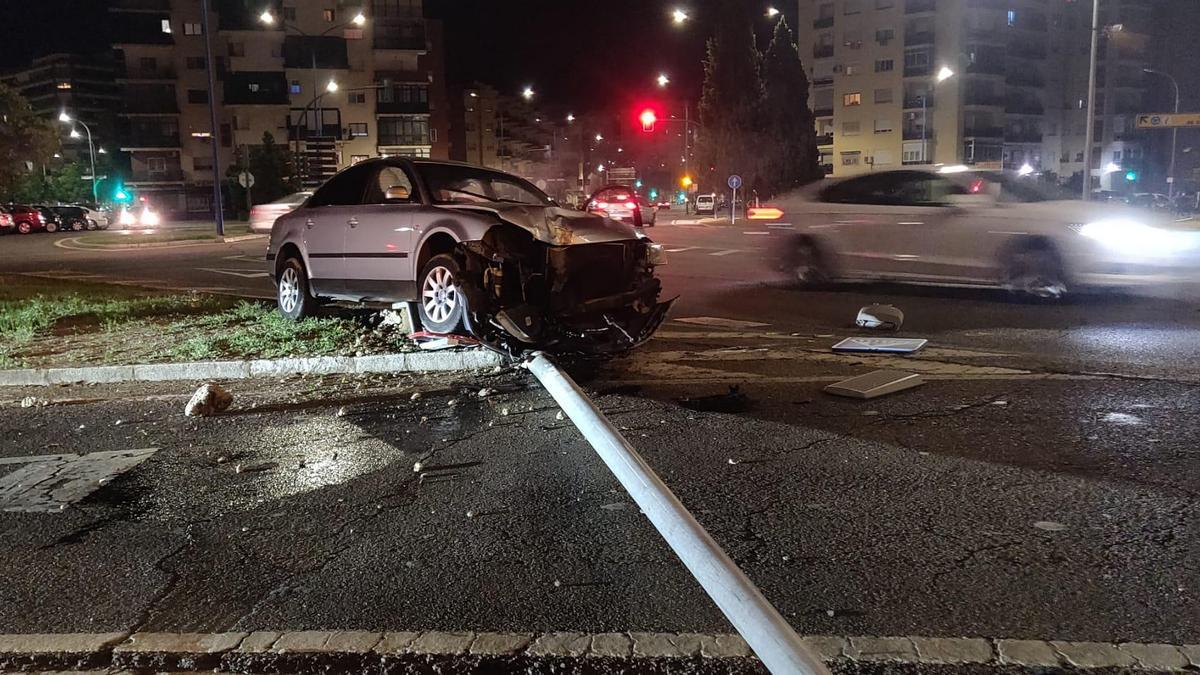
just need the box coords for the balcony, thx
[1005,130,1044,143]
[815,134,834,146]
[963,126,1004,138]
[130,169,185,183]
[964,92,1004,106]
[120,133,180,149]
[373,20,427,51]
[903,128,932,140]
[966,61,1005,76]
[120,66,176,81]
[288,125,343,141]
[903,95,932,109]
[1005,99,1045,115]
[906,0,936,13]
[813,107,834,117]
[813,16,834,29]
[813,45,834,59]
[812,76,834,86]
[1005,70,1045,87]
[903,64,932,77]
[905,31,935,46]
[377,100,430,114]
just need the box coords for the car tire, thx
[16,221,32,235]
[86,219,98,230]
[44,221,59,233]
[786,239,829,287]
[418,253,467,334]
[1004,244,1067,300]
[71,220,84,232]
[276,256,317,321]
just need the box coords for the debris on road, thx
[184,383,233,417]
[825,370,924,399]
[678,385,751,413]
[478,387,497,398]
[1034,520,1068,532]
[832,337,928,354]
[556,410,565,420]
[411,332,479,351]
[856,303,904,330]
[410,391,423,401]
[412,461,424,473]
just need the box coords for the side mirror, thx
[947,193,994,209]
[385,185,410,201]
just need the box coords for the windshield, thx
[418,163,553,206]
[964,172,1066,203]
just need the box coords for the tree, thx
[694,0,766,193]
[0,83,58,199]
[760,17,822,196]
[226,131,295,216]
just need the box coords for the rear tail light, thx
[748,207,784,220]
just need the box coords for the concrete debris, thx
[19,396,42,408]
[410,392,422,401]
[500,408,510,416]
[235,461,276,474]
[825,370,924,399]
[856,303,904,330]
[477,387,497,398]
[555,410,565,420]
[184,383,233,417]
[1034,520,1068,532]
[412,461,424,473]
[336,406,349,417]
[216,455,229,464]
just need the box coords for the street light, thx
[58,111,98,204]
[97,147,107,154]
[595,133,603,142]
[671,8,688,24]
[766,6,780,17]
[566,113,576,123]
[1145,67,1180,198]
[351,11,366,26]
[258,9,274,24]
[936,66,955,83]
[657,73,670,88]
[919,67,955,165]
[521,86,534,100]
[325,80,339,93]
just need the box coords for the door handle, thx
[305,218,314,229]
[347,218,358,228]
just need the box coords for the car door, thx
[299,163,375,296]
[808,173,910,278]
[342,163,419,301]
[879,172,976,281]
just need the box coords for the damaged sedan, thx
[266,158,672,355]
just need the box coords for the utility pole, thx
[200,0,225,235]
[1082,0,1100,201]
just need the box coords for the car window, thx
[307,164,374,207]
[418,163,552,206]
[364,165,417,204]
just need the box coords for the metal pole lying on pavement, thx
[525,353,828,675]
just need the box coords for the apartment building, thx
[2,54,119,164]
[109,0,447,216]
[797,0,1152,192]
[448,82,499,168]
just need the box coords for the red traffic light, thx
[639,109,657,132]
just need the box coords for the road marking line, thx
[709,249,741,256]
[744,231,771,236]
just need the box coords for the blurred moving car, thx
[250,191,312,233]
[752,169,1200,298]
[1126,193,1171,210]
[695,193,716,215]
[584,185,656,227]
[115,204,162,228]
[267,158,671,355]
[5,205,48,234]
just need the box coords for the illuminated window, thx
[323,8,335,21]
[843,92,862,106]
[161,19,172,33]
[56,82,72,90]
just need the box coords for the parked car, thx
[695,193,716,215]
[752,169,1200,298]
[75,205,109,230]
[1126,192,1171,210]
[46,206,89,232]
[5,204,48,234]
[655,199,672,210]
[250,191,312,233]
[584,185,655,227]
[0,207,14,234]
[266,158,671,355]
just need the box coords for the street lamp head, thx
[936,66,955,83]
[53,153,62,158]
[69,129,82,139]
[766,6,780,17]
[595,133,603,141]
[58,111,72,123]
[326,80,339,93]
[656,73,670,87]
[98,147,107,154]
[672,8,688,24]
[566,113,575,123]
[521,86,534,100]
[352,12,366,26]
[258,9,275,25]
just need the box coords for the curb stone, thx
[2,631,1197,673]
[0,350,505,387]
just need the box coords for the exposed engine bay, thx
[453,223,674,357]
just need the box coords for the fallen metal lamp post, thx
[525,352,828,675]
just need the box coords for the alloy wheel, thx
[422,265,459,324]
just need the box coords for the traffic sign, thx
[1136,113,1200,129]
[238,171,256,188]
[727,174,743,190]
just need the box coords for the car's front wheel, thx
[276,256,317,320]
[16,221,32,235]
[44,221,59,233]
[70,219,85,232]
[418,253,467,334]
[786,239,829,287]
[86,219,99,230]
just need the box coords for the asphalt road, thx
[0,213,1197,659]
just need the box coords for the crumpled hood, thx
[439,203,642,245]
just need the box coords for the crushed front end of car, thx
[451,209,673,357]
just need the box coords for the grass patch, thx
[76,222,252,246]
[0,274,410,369]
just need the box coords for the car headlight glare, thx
[1078,218,1189,256]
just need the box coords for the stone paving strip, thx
[0,631,1196,673]
[0,350,505,387]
